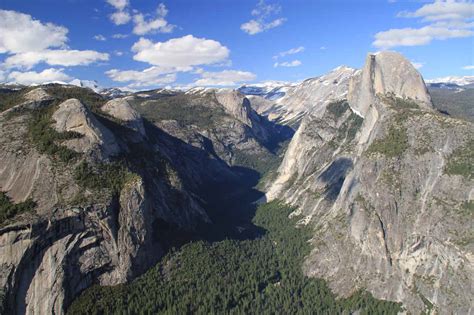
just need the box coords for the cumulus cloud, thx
[273,46,304,59]
[110,11,131,25]
[106,66,177,88]
[397,0,474,21]
[0,10,68,53]
[112,33,128,39]
[94,34,107,41]
[274,60,302,67]
[194,70,256,86]
[0,10,108,69]
[106,0,131,25]
[132,3,175,35]
[131,35,230,68]
[463,65,474,70]
[4,50,109,69]
[7,68,71,85]
[374,0,474,49]
[241,0,286,35]
[374,25,472,48]
[106,2,175,34]
[106,0,129,11]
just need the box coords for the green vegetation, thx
[0,288,5,315]
[0,192,36,226]
[445,140,474,180]
[383,95,419,110]
[325,101,364,150]
[45,85,106,112]
[74,161,139,194]
[367,125,408,158]
[459,200,474,216]
[327,100,349,118]
[234,150,282,176]
[0,88,28,112]
[68,201,402,315]
[133,94,228,129]
[28,106,81,162]
[429,88,474,123]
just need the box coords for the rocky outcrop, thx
[266,52,473,313]
[133,88,288,169]
[348,51,432,117]
[1,88,54,116]
[0,90,211,314]
[246,66,357,127]
[101,98,146,137]
[52,98,120,159]
[22,88,54,109]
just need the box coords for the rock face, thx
[101,98,146,137]
[130,88,290,169]
[266,51,473,313]
[245,66,357,127]
[349,51,432,117]
[52,98,120,159]
[23,88,54,108]
[0,90,211,314]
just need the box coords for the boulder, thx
[52,99,120,158]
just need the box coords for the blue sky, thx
[0,0,473,89]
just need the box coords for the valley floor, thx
[67,200,402,314]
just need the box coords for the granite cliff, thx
[266,51,473,314]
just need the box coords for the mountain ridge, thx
[265,51,473,314]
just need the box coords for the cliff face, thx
[246,66,357,128]
[128,88,291,172]
[266,52,473,313]
[0,88,210,314]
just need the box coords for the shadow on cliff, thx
[129,120,269,248]
[318,157,353,201]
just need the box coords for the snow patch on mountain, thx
[426,75,474,86]
[244,66,357,127]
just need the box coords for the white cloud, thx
[4,49,109,69]
[94,34,106,41]
[374,25,472,48]
[273,46,304,59]
[107,0,129,11]
[106,2,175,34]
[398,0,474,21]
[411,61,425,69]
[0,10,109,72]
[241,0,286,35]
[194,70,256,86]
[7,68,71,85]
[112,33,128,39]
[132,4,175,35]
[320,46,327,50]
[0,10,68,53]
[114,51,124,56]
[373,0,474,49]
[106,66,177,88]
[463,65,474,70]
[110,11,131,25]
[274,59,302,67]
[131,35,230,68]
[106,0,131,25]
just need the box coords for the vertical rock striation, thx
[266,51,473,314]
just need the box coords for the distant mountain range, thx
[426,75,474,87]
[0,51,472,314]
